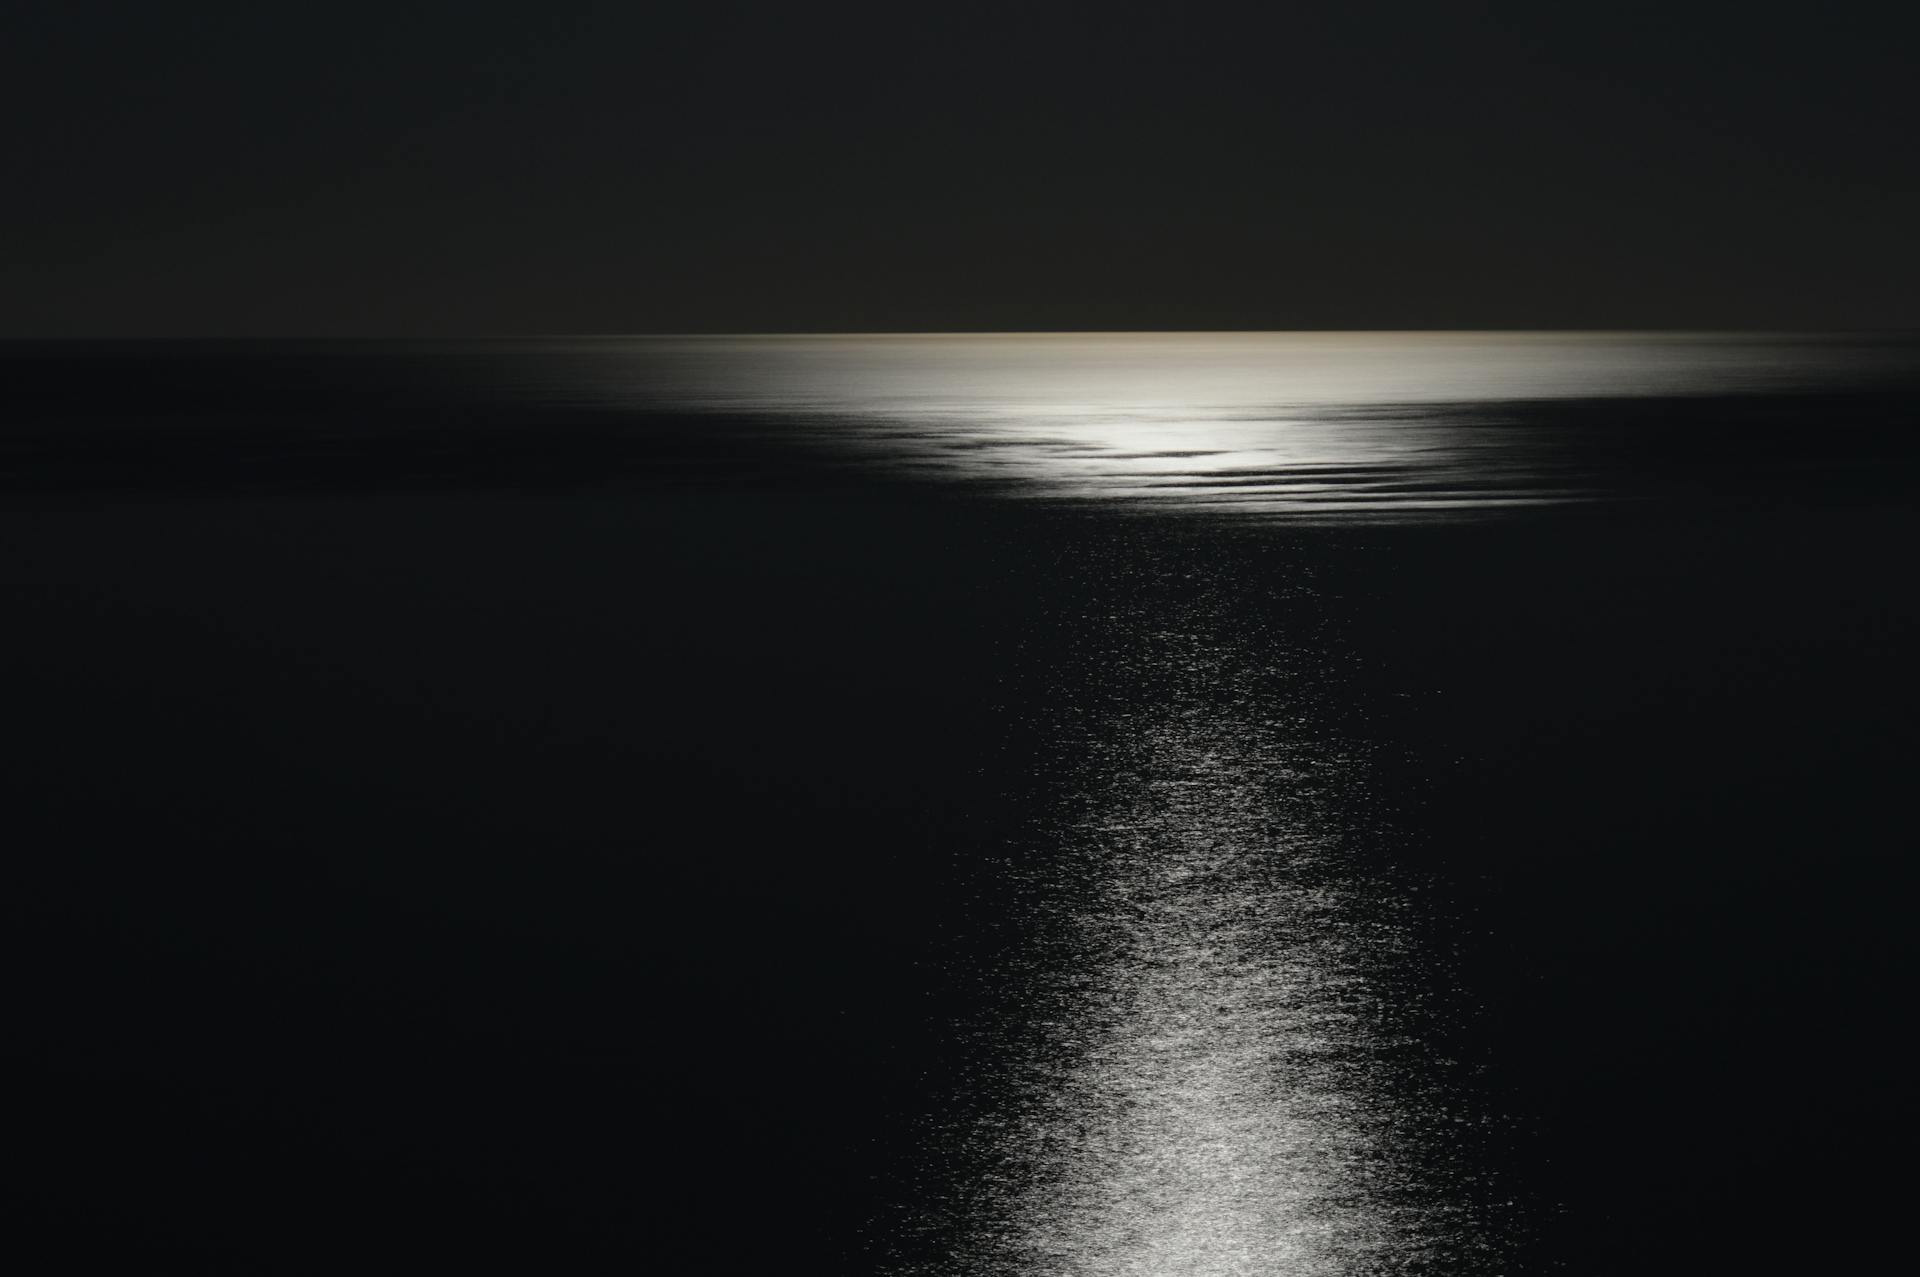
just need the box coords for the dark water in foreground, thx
[3,335,1916,1274]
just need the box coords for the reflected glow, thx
[987,709,1398,1274]
[580,332,1887,518]
[529,332,1894,1269]
[890,586,1490,1275]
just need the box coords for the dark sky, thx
[4,1,1916,335]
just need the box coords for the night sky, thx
[5,1,1917,336]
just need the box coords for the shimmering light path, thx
[575,333,1901,1270]
[982,684,1400,1274]
[890,576,1497,1276]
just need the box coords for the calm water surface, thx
[4,333,1912,1273]
[562,333,1901,1273]
[603,333,1902,1274]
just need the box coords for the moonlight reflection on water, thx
[575,334,1901,1271]
[0,334,1911,1274]
[897,577,1497,1276]
[575,331,1903,518]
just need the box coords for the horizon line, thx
[5,326,1917,343]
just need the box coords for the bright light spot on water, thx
[885,594,1480,1276]
[589,332,1878,518]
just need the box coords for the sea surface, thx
[2,334,1915,1274]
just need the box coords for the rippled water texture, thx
[566,332,1896,1273]
[886,571,1501,1276]
[565,331,1908,517]
[1,335,1911,1274]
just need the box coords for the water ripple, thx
[889,579,1503,1275]
[586,332,1911,519]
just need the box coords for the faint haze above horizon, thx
[4,1,1916,338]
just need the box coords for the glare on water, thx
[563,330,1894,518]
[547,332,1893,1271]
[870,571,1498,1276]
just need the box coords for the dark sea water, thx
[2,334,1916,1274]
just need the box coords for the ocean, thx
[3,333,1915,1273]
